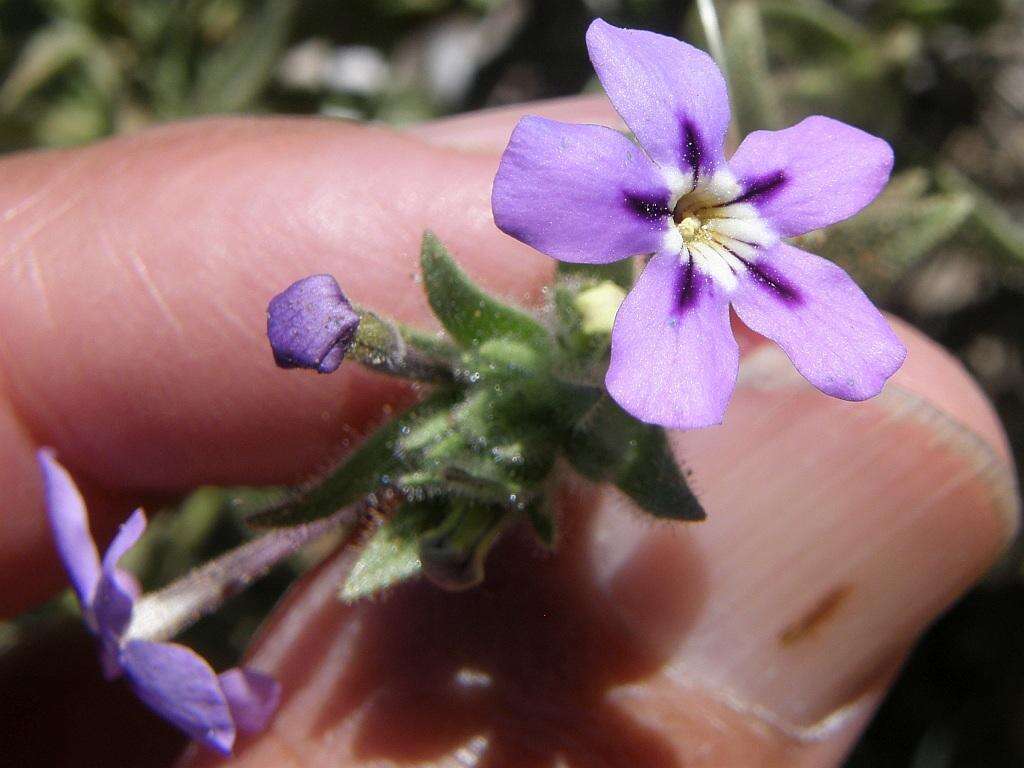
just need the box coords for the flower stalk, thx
[348,307,456,383]
[127,505,359,644]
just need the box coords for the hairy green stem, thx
[126,507,358,643]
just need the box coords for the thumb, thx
[182,319,1017,767]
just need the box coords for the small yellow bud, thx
[574,280,628,335]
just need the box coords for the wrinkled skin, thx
[0,97,1016,767]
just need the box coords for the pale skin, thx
[0,96,1017,766]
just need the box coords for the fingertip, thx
[887,314,1016,471]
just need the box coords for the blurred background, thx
[0,0,1022,765]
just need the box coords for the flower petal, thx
[121,640,236,755]
[727,116,894,237]
[92,510,146,645]
[267,274,360,374]
[37,449,101,611]
[606,252,738,428]
[101,508,147,572]
[730,242,906,400]
[586,19,731,184]
[219,668,281,733]
[491,116,673,264]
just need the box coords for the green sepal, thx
[349,308,456,383]
[555,258,635,290]
[418,500,510,590]
[340,502,443,603]
[247,390,458,528]
[420,232,549,350]
[566,396,704,521]
[460,337,544,381]
[392,385,560,509]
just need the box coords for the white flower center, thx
[661,170,776,293]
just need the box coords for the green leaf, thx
[0,22,118,111]
[566,396,704,520]
[760,0,874,58]
[725,1,784,135]
[248,391,457,528]
[936,165,1024,268]
[798,169,974,297]
[420,232,548,350]
[418,500,510,590]
[192,0,295,114]
[340,503,440,602]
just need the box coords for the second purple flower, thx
[492,19,906,429]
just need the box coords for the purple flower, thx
[39,449,280,755]
[492,20,906,428]
[267,274,360,373]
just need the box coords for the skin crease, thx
[0,97,1016,766]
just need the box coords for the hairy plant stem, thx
[126,506,359,643]
[351,309,455,383]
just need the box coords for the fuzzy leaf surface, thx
[341,504,441,602]
[248,391,457,528]
[567,396,704,520]
[420,232,548,350]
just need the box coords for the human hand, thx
[0,97,1016,766]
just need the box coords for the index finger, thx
[0,97,1010,617]
[0,97,616,612]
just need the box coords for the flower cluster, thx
[492,19,906,428]
[39,450,279,754]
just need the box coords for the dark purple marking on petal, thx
[671,256,705,317]
[623,191,672,223]
[715,243,803,306]
[732,170,788,206]
[681,120,705,177]
[743,258,803,306]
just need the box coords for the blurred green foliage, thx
[1,1,1023,766]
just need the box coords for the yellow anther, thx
[677,215,702,240]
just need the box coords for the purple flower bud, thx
[38,450,280,755]
[267,274,360,374]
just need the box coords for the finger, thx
[406,94,624,153]
[179,318,1017,768]
[0,96,1003,623]
[0,98,687,613]
[1,96,616,489]
[0,115,535,611]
